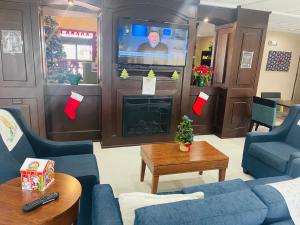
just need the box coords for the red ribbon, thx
[186,144,191,152]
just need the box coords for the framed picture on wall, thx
[240,51,254,69]
[266,51,292,72]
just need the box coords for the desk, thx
[0,173,81,225]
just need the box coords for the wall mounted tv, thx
[118,18,189,67]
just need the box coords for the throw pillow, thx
[118,192,204,225]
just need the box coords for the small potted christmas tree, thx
[175,115,194,152]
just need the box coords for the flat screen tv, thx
[118,18,189,67]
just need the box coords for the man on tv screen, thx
[137,29,169,54]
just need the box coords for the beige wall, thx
[53,16,97,31]
[257,31,300,100]
[194,36,214,66]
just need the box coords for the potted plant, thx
[193,65,214,87]
[175,115,194,152]
[67,73,82,85]
[66,60,82,85]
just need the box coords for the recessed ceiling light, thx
[203,17,209,23]
[68,0,74,6]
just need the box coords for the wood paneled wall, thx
[101,0,198,147]
[0,1,270,145]
[45,85,101,141]
[0,0,45,136]
[213,8,270,138]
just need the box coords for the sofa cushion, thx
[246,176,292,188]
[0,137,20,184]
[182,179,249,197]
[252,185,290,223]
[134,190,268,225]
[119,192,204,225]
[249,142,299,173]
[48,154,99,181]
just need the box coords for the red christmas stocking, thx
[64,92,84,120]
[192,92,209,116]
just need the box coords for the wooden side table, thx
[0,173,81,225]
[140,141,229,193]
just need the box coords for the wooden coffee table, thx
[0,173,81,225]
[140,141,229,193]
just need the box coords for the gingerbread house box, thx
[20,158,55,191]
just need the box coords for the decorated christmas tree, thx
[175,116,193,151]
[171,70,180,80]
[120,68,129,79]
[147,69,156,79]
[44,16,68,82]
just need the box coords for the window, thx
[77,45,92,61]
[63,44,76,60]
[63,44,92,61]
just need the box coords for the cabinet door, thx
[0,98,40,134]
[235,27,263,87]
[213,27,233,86]
[0,2,35,87]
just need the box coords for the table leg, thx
[219,168,226,182]
[199,171,203,175]
[151,175,159,194]
[140,159,146,182]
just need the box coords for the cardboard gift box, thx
[20,158,55,191]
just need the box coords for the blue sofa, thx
[243,106,300,178]
[92,158,300,225]
[0,107,99,225]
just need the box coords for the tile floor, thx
[93,113,287,197]
[93,135,253,196]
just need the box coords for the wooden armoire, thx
[0,0,45,136]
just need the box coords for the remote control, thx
[23,192,59,212]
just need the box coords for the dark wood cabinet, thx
[101,0,198,147]
[213,8,269,138]
[45,85,101,141]
[0,0,45,136]
[0,98,40,133]
[0,2,36,87]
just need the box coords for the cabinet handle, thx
[12,99,23,104]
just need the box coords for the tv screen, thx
[118,19,189,66]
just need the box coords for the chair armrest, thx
[92,184,123,225]
[288,157,300,178]
[32,138,93,158]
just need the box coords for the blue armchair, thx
[0,107,99,225]
[242,106,300,178]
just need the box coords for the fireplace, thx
[123,96,172,136]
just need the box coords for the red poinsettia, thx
[193,65,214,87]
[199,65,208,75]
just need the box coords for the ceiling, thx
[200,0,300,33]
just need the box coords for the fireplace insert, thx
[123,96,172,136]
